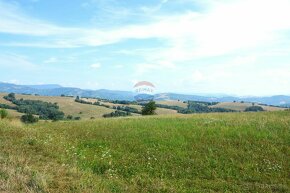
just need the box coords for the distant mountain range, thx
[0,82,134,101]
[0,82,290,106]
[25,84,63,90]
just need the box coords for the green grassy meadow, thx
[0,111,289,192]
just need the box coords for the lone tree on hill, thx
[8,93,15,99]
[141,101,157,115]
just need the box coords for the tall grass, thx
[0,111,289,192]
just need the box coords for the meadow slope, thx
[0,111,289,192]
[13,94,115,119]
[1,93,179,118]
[82,98,179,115]
[210,102,285,112]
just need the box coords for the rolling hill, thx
[13,94,116,119]
[1,82,290,106]
[81,97,179,116]
[210,102,285,112]
[1,93,288,120]
[155,100,188,108]
[0,93,180,119]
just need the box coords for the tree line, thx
[103,110,132,118]
[154,101,235,114]
[4,93,64,121]
[74,96,141,115]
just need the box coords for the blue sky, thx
[0,0,290,96]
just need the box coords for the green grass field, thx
[0,111,289,192]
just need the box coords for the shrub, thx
[0,109,8,119]
[7,93,15,100]
[93,102,101,106]
[21,114,39,124]
[245,106,264,112]
[141,101,157,115]
[116,106,140,114]
[103,111,131,118]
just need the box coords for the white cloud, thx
[1,0,290,95]
[114,64,124,69]
[0,0,288,51]
[191,70,207,83]
[170,53,290,96]
[1,0,290,65]
[90,63,101,69]
[0,53,38,69]
[135,61,176,75]
[85,81,100,89]
[0,1,73,36]
[3,79,20,84]
[44,57,58,63]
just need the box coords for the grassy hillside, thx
[2,93,285,120]
[155,107,178,115]
[12,94,115,119]
[0,93,15,106]
[5,109,24,118]
[0,93,24,118]
[0,93,179,119]
[0,111,289,192]
[210,102,285,112]
[82,98,179,115]
[156,100,188,108]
